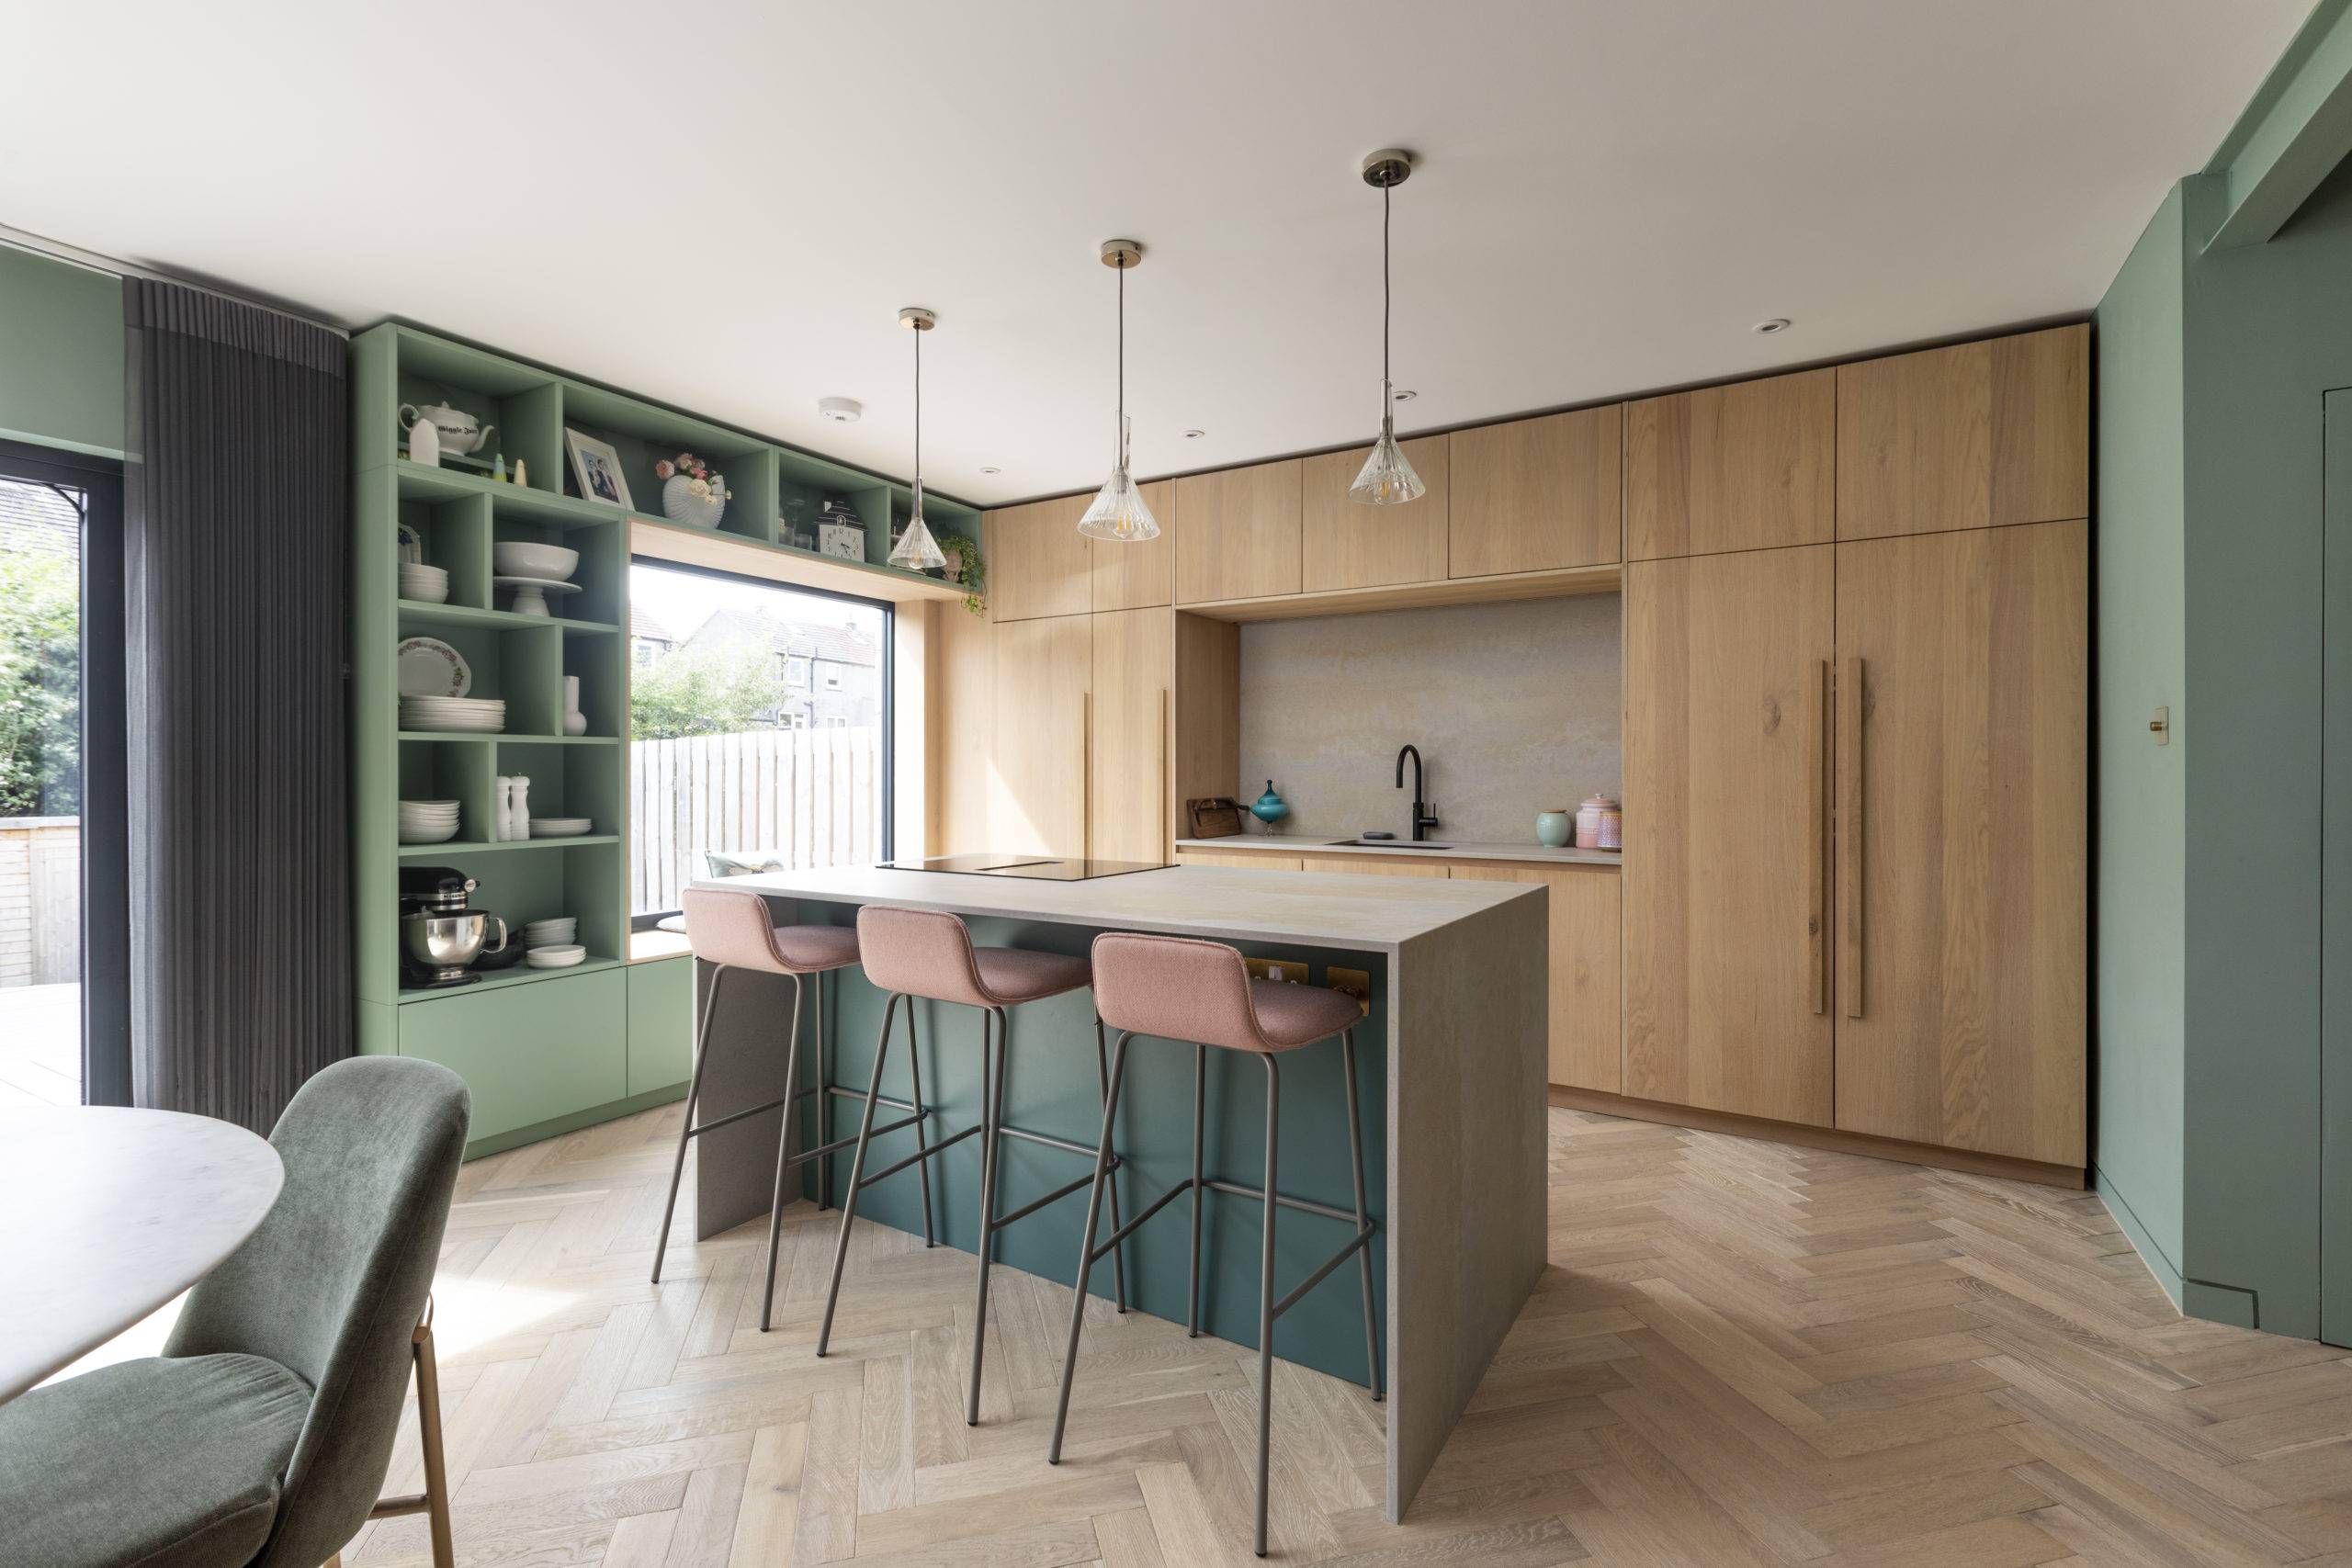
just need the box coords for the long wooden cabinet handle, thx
[1081,690,1092,863]
[1838,656,1863,1019]
[1809,660,1828,1014]
[1159,687,1170,862]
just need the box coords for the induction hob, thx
[879,853,1169,881]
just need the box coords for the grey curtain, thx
[123,279,348,1133]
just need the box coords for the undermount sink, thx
[1332,839,1453,850]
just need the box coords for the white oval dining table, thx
[0,1106,284,1404]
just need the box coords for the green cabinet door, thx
[628,956,695,1097]
[399,969,628,1144]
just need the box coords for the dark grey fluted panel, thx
[123,278,349,1133]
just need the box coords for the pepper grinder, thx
[507,775,532,841]
[494,775,514,841]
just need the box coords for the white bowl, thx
[529,818,592,837]
[493,542,580,581]
[524,943,587,968]
[522,919,576,934]
[398,821,458,844]
[401,579,450,604]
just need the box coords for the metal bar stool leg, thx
[1095,1016,1128,1313]
[1341,1028,1383,1402]
[816,992,899,1357]
[905,998,938,1247]
[1253,1055,1281,1559]
[756,973,806,1332]
[1187,1040,1206,1337]
[651,966,726,1283]
[1048,1029,1131,1463]
[816,971,832,1213]
[967,1006,1011,1425]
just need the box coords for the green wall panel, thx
[2090,186,2189,1306]
[399,968,627,1146]
[0,247,123,458]
[628,957,695,1097]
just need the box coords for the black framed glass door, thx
[0,437,127,1107]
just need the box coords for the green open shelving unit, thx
[351,322,978,1155]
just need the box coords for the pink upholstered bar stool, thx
[654,886,941,1336]
[1050,931,1381,1559]
[817,904,1128,1427]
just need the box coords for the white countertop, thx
[695,863,1541,953]
[1177,835,1622,870]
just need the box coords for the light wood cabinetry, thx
[1300,436,1449,592]
[933,601,996,855]
[1836,324,2087,541]
[1623,545,1836,1126]
[989,615,1091,857]
[1175,849,1302,871]
[1091,479,1176,612]
[1296,852,1452,878]
[1452,863,1622,1093]
[1625,368,1835,560]
[987,495,1092,622]
[1449,405,1623,578]
[1832,520,2086,1166]
[1089,606,1172,863]
[1175,459,1303,604]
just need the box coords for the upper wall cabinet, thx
[1175,458,1303,604]
[1836,323,2087,540]
[1091,479,1175,613]
[1625,368,1835,560]
[1449,405,1623,578]
[1300,435,1450,592]
[987,494,1092,622]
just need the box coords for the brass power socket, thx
[1327,966,1372,1016]
[1248,957,1309,987]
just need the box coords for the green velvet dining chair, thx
[0,1056,470,1568]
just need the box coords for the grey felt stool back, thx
[164,1055,469,1568]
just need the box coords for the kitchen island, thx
[683,862,1547,1520]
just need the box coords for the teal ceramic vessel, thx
[1250,780,1291,828]
[1536,809,1573,848]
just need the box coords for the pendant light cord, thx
[1383,180,1392,395]
[912,321,922,506]
[1116,259,1126,466]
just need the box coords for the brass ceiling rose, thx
[1099,239,1144,270]
[1361,149,1413,189]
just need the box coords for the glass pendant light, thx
[1078,239,1159,542]
[1351,149,1426,506]
[887,306,947,570]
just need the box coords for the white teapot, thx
[400,401,497,457]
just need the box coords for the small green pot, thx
[1536,809,1573,848]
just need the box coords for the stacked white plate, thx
[525,943,587,969]
[521,918,577,950]
[398,563,449,604]
[529,817,593,838]
[397,798,461,844]
[400,694,505,733]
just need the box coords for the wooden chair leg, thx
[367,1296,456,1568]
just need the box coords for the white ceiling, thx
[0,1,2307,507]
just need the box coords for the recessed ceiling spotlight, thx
[1752,318,1792,335]
[819,395,863,423]
[1392,389,1418,401]
[1183,429,1206,440]
[979,465,1001,474]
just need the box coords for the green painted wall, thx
[0,246,123,457]
[2175,159,2352,1337]
[2090,186,2188,1308]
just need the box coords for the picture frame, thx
[564,428,634,512]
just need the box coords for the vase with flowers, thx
[655,452,728,529]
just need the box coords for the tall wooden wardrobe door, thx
[990,615,1092,858]
[1090,606,1172,863]
[1623,545,1836,1125]
[1833,519,2086,1166]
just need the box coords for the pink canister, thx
[1574,794,1617,850]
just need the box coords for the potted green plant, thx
[937,531,986,615]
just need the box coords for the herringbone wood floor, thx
[337,1103,2352,1566]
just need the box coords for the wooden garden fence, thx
[0,817,78,987]
[630,728,881,914]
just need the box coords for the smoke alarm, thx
[819,396,863,423]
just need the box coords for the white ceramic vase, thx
[662,474,726,528]
[563,676,588,738]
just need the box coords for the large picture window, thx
[628,558,889,920]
